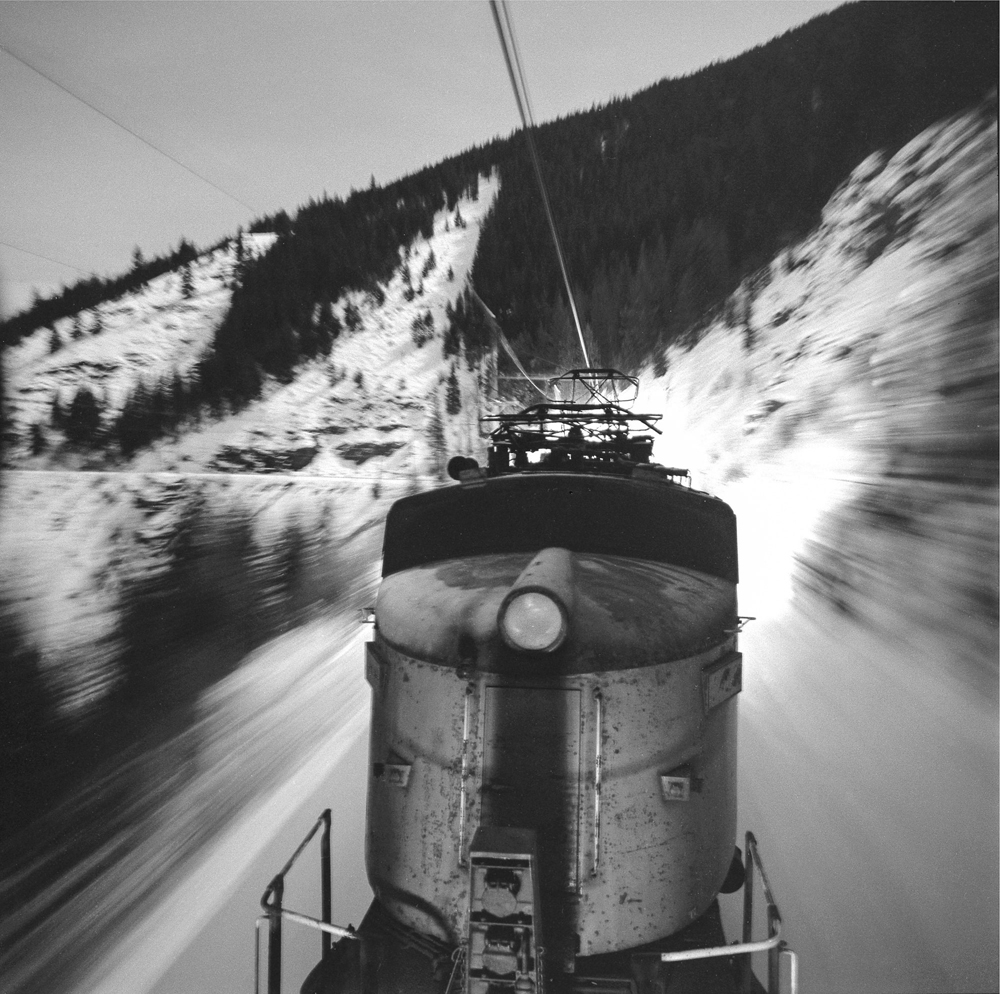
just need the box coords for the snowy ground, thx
[0,173,501,994]
[1,107,996,994]
[638,107,998,992]
[3,176,499,480]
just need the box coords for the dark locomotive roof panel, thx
[376,551,737,672]
[382,471,738,584]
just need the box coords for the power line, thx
[0,239,91,276]
[0,42,258,216]
[489,0,590,368]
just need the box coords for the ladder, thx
[465,827,544,994]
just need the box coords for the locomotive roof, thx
[382,470,738,584]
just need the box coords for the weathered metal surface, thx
[365,543,740,967]
[375,551,736,673]
[363,634,738,958]
[481,686,582,891]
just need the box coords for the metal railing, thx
[255,809,360,994]
[256,818,796,994]
[444,945,467,994]
[660,831,799,994]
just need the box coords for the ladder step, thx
[564,979,635,993]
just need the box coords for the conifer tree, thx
[30,423,46,455]
[65,387,102,446]
[421,249,436,278]
[181,263,194,299]
[48,328,62,354]
[116,383,152,456]
[317,298,340,353]
[426,395,446,478]
[344,300,361,332]
[446,364,462,415]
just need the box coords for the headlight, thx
[499,590,567,653]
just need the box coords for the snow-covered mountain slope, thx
[640,104,998,671]
[0,176,499,721]
[127,174,499,479]
[638,105,998,993]
[4,233,275,457]
[1,97,996,994]
[3,176,499,479]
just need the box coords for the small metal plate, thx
[701,651,742,712]
[660,775,691,802]
[374,763,411,788]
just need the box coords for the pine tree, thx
[421,249,436,278]
[443,317,461,358]
[426,395,446,478]
[446,364,462,415]
[116,383,152,456]
[71,315,83,340]
[48,328,62,353]
[29,423,46,455]
[65,387,102,446]
[181,263,194,299]
[317,298,340,354]
[170,370,187,425]
[344,300,361,332]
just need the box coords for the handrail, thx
[591,687,603,877]
[657,919,782,962]
[661,831,798,994]
[257,808,353,994]
[458,684,474,866]
[444,945,467,994]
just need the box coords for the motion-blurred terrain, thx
[642,105,998,992]
[0,98,996,994]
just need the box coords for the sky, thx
[0,0,841,320]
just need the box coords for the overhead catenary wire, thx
[469,287,550,400]
[489,0,591,368]
[0,43,257,217]
[0,240,91,277]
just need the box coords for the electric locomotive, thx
[256,370,797,994]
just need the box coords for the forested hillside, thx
[2,1,996,426]
[469,1,998,370]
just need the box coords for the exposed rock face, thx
[211,438,318,473]
[336,441,405,465]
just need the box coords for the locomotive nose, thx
[497,547,574,653]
